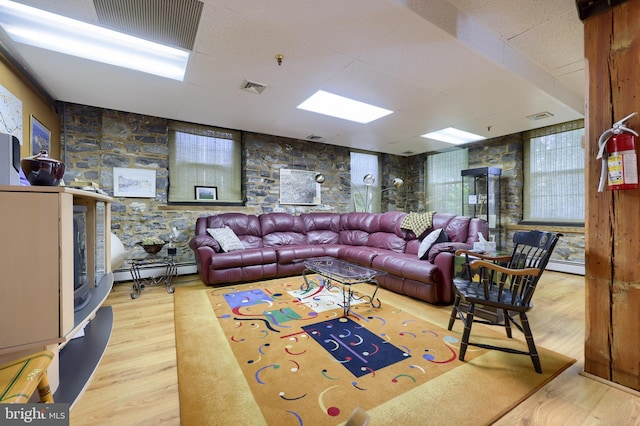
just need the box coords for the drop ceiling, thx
[0,0,585,155]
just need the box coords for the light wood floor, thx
[69,271,640,425]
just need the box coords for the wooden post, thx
[584,0,640,391]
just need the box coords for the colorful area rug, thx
[175,276,576,425]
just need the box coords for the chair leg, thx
[520,312,542,373]
[37,372,54,403]
[448,294,461,331]
[503,309,512,338]
[459,303,475,361]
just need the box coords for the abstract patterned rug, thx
[175,276,576,425]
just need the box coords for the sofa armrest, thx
[432,251,454,304]
[427,242,471,263]
[189,235,221,252]
[193,245,216,282]
[431,242,473,304]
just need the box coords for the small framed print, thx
[30,115,51,155]
[195,186,218,201]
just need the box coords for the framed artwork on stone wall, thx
[30,115,50,155]
[113,167,156,198]
[279,168,321,205]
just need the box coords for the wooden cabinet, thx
[0,186,113,407]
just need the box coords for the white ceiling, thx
[1,0,585,156]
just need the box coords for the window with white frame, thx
[524,120,585,223]
[425,149,468,215]
[350,151,380,212]
[168,121,242,203]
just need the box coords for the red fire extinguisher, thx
[597,112,639,192]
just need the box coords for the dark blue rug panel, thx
[302,317,409,378]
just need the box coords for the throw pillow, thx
[206,226,244,252]
[417,228,448,260]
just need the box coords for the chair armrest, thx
[469,260,540,276]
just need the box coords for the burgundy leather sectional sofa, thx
[189,211,488,304]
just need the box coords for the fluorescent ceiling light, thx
[421,127,486,145]
[0,0,189,81]
[297,90,393,124]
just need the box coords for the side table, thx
[128,252,177,299]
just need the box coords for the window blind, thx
[168,121,242,202]
[524,120,584,223]
[425,149,468,215]
[350,152,380,212]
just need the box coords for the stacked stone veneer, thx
[59,102,584,267]
[60,103,406,261]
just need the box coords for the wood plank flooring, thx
[69,272,640,425]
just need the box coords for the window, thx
[524,120,585,223]
[425,149,468,215]
[350,152,380,212]
[168,121,242,203]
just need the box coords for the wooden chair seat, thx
[0,350,55,403]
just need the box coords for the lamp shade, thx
[111,233,126,270]
[363,174,375,186]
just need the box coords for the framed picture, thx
[30,115,51,155]
[279,169,321,205]
[113,167,156,198]
[195,186,218,201]
[0,84,22,144]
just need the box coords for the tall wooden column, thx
[584,0,640,391]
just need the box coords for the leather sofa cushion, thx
[340,212,378,232]
[378,211,408,237]
[339,229,370,246]
[301,213,341,232]
[434,214,470,243]
[302,212,341,244]
[200,213,263,250]
[467,218,489,245]
[209,247,277,269]
[260,212,306,233]
[306,230,340,245]
[263,231,307,247]
[367,231,406,253]
[337,245,382,266]
[261,213,307,247]
[275,245,332,264]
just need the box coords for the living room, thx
[1,0,639,424]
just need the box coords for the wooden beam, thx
[584,0,640,390]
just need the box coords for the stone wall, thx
[60,103,409,260]
[60,102,584,267]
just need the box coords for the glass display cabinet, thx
[461,167,502,244]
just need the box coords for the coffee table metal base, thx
[301,257,383,316]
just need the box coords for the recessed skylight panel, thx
[297,90,393,124]
[421,127,486,145]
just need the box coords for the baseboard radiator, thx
[546,260,585,276]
